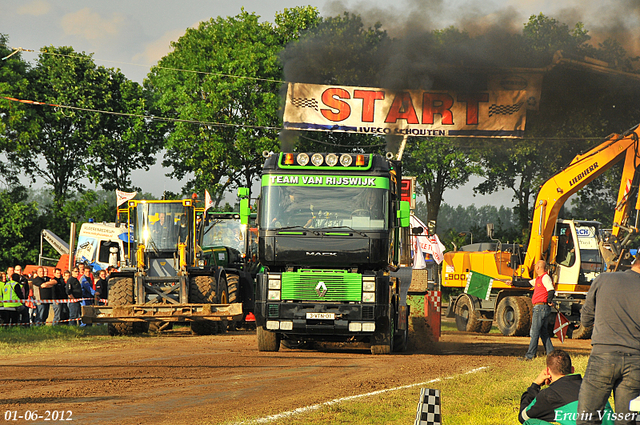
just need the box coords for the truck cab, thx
[255,152,411,354]
[552,219,604,292]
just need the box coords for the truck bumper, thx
[255,301,384,337]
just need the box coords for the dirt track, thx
[0,321,593,425]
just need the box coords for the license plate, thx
[306,312,335,320]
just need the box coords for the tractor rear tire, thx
[257,325,280,352]
[224,274,240,331]
[189,275,219,335]
[454,295,482,333]
[107,277,136,336]
[496,296,531,336]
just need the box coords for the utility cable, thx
[2,47,285,84]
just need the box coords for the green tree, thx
[522,14,592,59]
[0,34,30,188]
[280,12,388,87]
[146,7,321,206]
[473,13,640,233]
[0,187,41,268]
[86,74,161,192]
[9,46,155,214]
[403,137,480,225]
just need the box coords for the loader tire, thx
[496,296,531,336]
[148,322,173,333]
[107,277,136,336]
[189,275,219,335]
[479,319,493,333]
[257,325,280,352]
[454,295,482,333]
[568,323,592,339]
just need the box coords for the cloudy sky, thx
[2,0,637,205]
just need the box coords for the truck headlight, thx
[266,320,279,330]
[363,292,375,303]
[362,322,375,332]
[268,290,281,301]
[325,153,338,166]
[348,322,362,332]
[311,153,324,166]
[362,281,375,292]
[268,278,281,290]
[297,153,309,166]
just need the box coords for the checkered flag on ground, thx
[488,102,524,117]
[290,97,319,111]
[415,388,441,425]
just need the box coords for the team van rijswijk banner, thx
[283,82,527,138]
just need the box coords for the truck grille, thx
[281,270,362,302]
[267,304,279,318]
[362,305,375,320]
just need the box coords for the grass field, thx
[255,352,591,425]
[0,324,109,355]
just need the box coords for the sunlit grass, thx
[0,324,109,355]
[232,354,592,425]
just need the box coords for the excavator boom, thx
[518,124,640,279]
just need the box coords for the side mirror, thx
[240,199,251,225]
[486,223,494,238]
[398,200,410,228]
[238,187,249,198]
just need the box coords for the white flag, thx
[423,234,445,264]
[413,237,427,270]
[116,190,137,207]
[204,189,214,212]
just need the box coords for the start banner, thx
[283,82,527,138]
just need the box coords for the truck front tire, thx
[257,325,280,351]
[371,308,394,354]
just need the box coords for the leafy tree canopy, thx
[7,46,157,215]
[146,7,321,206]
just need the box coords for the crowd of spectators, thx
[0,263,114,326]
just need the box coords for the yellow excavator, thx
[444,123,640,338]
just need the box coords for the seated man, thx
[519,349,614,425]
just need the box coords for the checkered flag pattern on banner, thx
[290,97,319,111]
[415,388,441,425]
[488,102,524,117]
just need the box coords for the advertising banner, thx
[283,82,527,138]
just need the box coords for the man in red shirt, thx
[522,260,555,361]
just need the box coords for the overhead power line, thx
[1,95,604,149]
[2,47,285,84]
[1,96,282,131]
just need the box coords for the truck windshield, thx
[260,185,388,231]
[137,203,188,251]
[202,219,245,253]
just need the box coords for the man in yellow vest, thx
[2,274,24,324]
